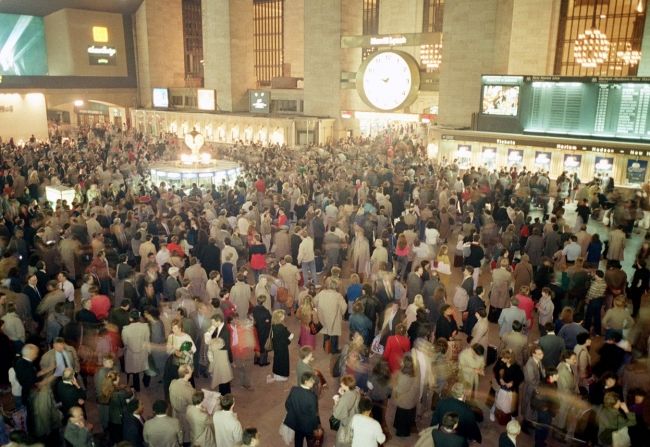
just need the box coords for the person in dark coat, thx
[269,310,292,382]
[198,239,221,279]
[14,344,39,404]
[23,273,42,320]
[284,372,320,447]
[55,368,86,423]
[432,412,469,447]
[358,284,382,334]
[431,382,482,444]
[122,399,145,447]
[464,286,486,337]
[252,296,272,366]
[498,420,521,447]
[0,320,15,386]
[435,304,458,340]
[628,258,650,317]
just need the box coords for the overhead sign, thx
[88,45,117,65]
[341,32,438,48]
[249,90,270,114]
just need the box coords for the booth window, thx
[182,0,204,87]
[254,0,284,87]
[362,0,380,59]
[554,0,646,76]
[423,0,444,33]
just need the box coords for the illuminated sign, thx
[369,36,407,46]
[249,90,270,113]
[88,45,116,65]
[497,139,516,145]
[0,13,48,76]
[92,26,108,43]
[197,89,216,111]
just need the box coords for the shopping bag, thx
[370,334,384,355]
[495,388,513,413]
[279,423,295,446]
[612,426,631,447]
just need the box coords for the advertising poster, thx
[481,85,520,116]
[534,151,551,169]
[456,145,472,169]
[482,147,497,169]
[627,159,648,184]
[563,154,582,173]
[507,149,524,167]
[594,156,614,176]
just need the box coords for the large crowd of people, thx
[0,123,648,447]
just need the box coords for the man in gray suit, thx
[143,400,182,447]
[497,298,526,337]
[521,347,545,423]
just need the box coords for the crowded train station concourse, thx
[1,0,650,446]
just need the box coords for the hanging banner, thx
[563,154,582,173]
[482,146,497,169]
[534,151,551,169]
[507,149,524,167]
[594,156,614,176]
[627,159,648,184]
[456,144,472,169]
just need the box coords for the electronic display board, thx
[0,13,48,75]
[479,75,650,142]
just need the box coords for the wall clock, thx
[356,50,421,112]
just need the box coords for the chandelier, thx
[617,42,642,66]
[573,0,610,68]
[420,42,442,71]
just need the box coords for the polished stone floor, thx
[79,200,646,446]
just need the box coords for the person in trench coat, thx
[513,255,533,297]
[314,279,347,354]
[121,311,151,391]
[186,391,216,447]
[169,365,195,445]
[184,258,208,302]
[607,226,626,261]
[206,314,233,392]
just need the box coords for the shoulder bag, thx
[264,327,273,352]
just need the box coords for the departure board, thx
[479,75,650,141]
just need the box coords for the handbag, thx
[309,316,323,335]
[328,415,341,431]
[264,328,273,352]
[436,261,451,275]
[370,334,384,355]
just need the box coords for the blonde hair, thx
[438,245,448,256]
[613,295,627,308]
[349,273,360,284]
[413,294,424,309]
[272,309,286,324]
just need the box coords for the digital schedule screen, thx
[479,75,650,142]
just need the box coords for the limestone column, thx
[134,0,185,108]
[303,0,343,120]
[202,0,255,112]
[438,0,499,128]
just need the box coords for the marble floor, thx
[79,200,647,446]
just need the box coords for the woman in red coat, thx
[382,323,411,374]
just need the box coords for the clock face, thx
[360,51,418,111]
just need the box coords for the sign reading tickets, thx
[627,159,648,184]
